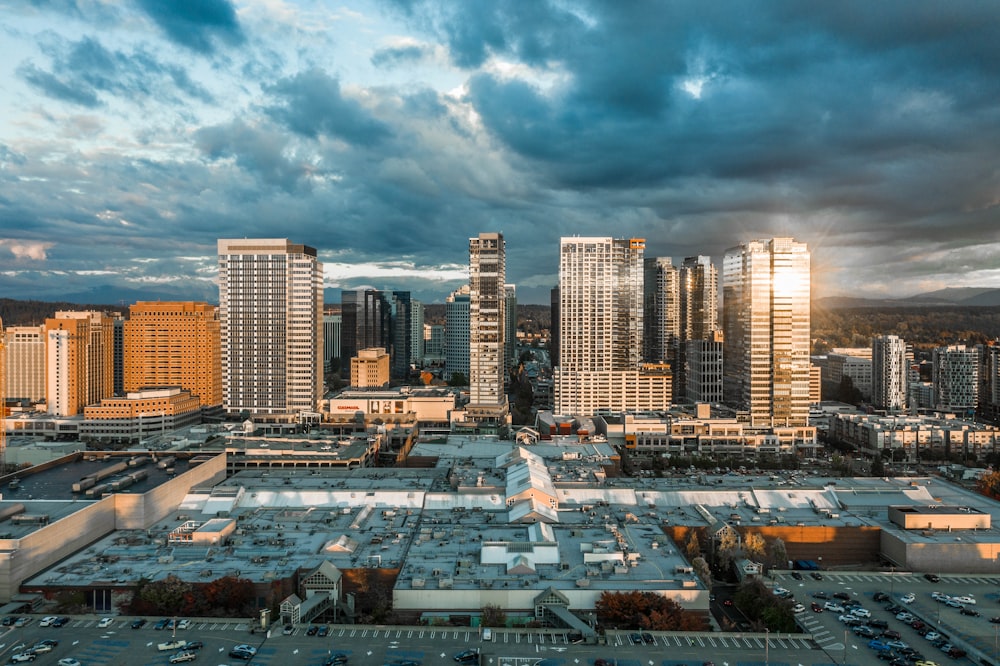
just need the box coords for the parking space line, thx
[708,638,716,647]
[696,637,704,647]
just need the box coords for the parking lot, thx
[772,570,1000,666]
[0,614,842,666]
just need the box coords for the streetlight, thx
[765,627,769,666]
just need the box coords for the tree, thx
[692,557,712,590]
[976,470,1000,500]
[594,591,707,631]
[447,372,468,387]
[684,531,701,561]
[769,537,788,569]
[744,532,766,562]
[870,454,885,477]
[480,604,507,628]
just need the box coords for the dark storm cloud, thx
[135,0,245,55]
[264,69,392,146]
[17,36,214,108]
[195,120,313,193]
[371,43,434,68]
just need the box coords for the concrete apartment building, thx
[463,232,509,431]
[873,334,911,412]
[933,344,979,413]
[123,301,222,410]
[218,239,324,422]
[3,325,46,405]
[445,285,470,383]
[556,237,671,416]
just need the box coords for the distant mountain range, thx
[817,287,1000,309]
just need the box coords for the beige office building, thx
[351,348,390,389]
[4,324,46,404]
[123,301,221,409]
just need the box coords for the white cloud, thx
[0,239,53,261]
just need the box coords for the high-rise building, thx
[410,299,425,367]
[679,256,719,342]
[113,316,124,396]
[218,238,324,420]
[445,285,470,383]
[643,257,679,368]
[932,344,979,413]
[722,238,811,427]
[686,331,724,405]
[872,335,910,412]
[323,312,342,374]
[466,233,508,426]
[549,286,560,368]
[979,343,1000,422]
[390,291,413,380]
[45,311,115,417]
[123,301,222,409]
[3,325,46,404]
[504,284,517,372]
[556,237,670,415]
[340,289,390,375]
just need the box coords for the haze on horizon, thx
[1,1,999,306]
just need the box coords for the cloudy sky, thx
[1,0,999,306]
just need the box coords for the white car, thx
[851,607,871,618]
[177,619,192,630]
[825,602,845,612]
[57,660,81,666]
[38,616,59,627]
[9,653,36,663]
[792,604,805,613]
[774,587,790,597]
[901,593,916,604]
[97,617,115,628]
[30,644,54,654]
[954,596,976,605]
[931,592,950,601]
[925,632,942,642]
[896,612,915,622]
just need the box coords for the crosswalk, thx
[608,633,812,651]
[795,614,843,652]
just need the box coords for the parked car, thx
[960,607,980,617]
[901,593,916,604]
[791,572,803,580]
[953,596,976,605]
[869,640,892,652]
[838,615,861,626]
[773,587,791,598]
[946,648,966,659]
[2,616,19,626]
[57,659,82,666]
[854,626,877,638]
[852,608,872,618]
[158,640,187,652]
[874,592,890,602]
[834,592,851,601]
[184,642,204,651]
[869,619,889,629]
[925,632,941,642]
[98,617,115,628]
[991,617,1000,624]
[883,630,902,640]
[792,604,805,613]
[317,625,330,637]
[177,619,192,630]
[924,574,941,583]
[9,653,37,663]
[811,572,824,580]
[325,654,348,666]
[454,650,479,663]
[154,618,170,630]
[51,617,69,628]
[169,651,198,664]
[811,602,823,612]
[38,616,59,627]
[825,602,845,612]
[131,618,147,629]
[812,592,830,600]
[945,599,964,608]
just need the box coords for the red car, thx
[811,602,823,613]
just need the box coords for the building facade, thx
[686,332,724,405]
[466,233,508,425]
[722,238,811,427]
[933,344,979,413]
[555,237,669,416]
[445,285,470,384]
[323,313,342,376]
[351,348,390,389]
[123,301,222,409]
[45,311,115,417]
[340,290,390,376]
[872,335,910,413]
[4,325,46,404]
[218,239,324,420]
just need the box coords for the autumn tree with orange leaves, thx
[594,590,707,631]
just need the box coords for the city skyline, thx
[2,2,1000,305]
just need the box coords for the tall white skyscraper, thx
[722,238,811,427]
[872,335,910,412]
[218,239,324,420]
[556,237,670,415]
[467,233,508,425]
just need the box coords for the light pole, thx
[765,627,769,666]
[890,565,895,598]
